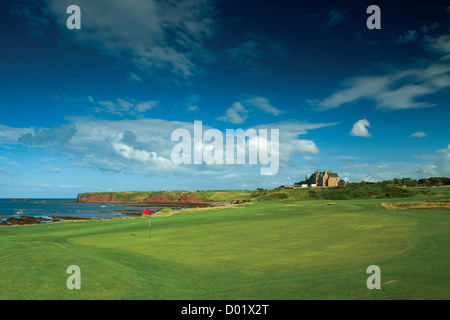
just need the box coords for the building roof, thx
[329,173,339,177]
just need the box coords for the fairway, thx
[0,197,449,300]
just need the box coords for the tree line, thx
[357,176,450,187]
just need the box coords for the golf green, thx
[0,198,449,299]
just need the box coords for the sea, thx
[0,198,186,224]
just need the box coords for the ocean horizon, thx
[0,198,186,224]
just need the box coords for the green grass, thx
[1,195,449,299]
[250,184,442,201]
[77,189,254,202]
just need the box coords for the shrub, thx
[251,183,431,201]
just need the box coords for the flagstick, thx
[143,209,152,239]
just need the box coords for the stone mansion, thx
[294,170,341,188]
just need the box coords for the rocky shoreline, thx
[1,197,247,226]
[0,215,91,226]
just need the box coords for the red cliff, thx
[77,192,204,204]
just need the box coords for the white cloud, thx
[18,123,77,146]
[281,139,319,157]
[217,102,248,124]
[0,125,33,144]
[217,96,284,124]
[307,76,390,110]
[394,30,418,43]
[91,97,158,115]
[419,22,439,34]
[350,119,372,137]
[308,61,450,111]
[185,94,201,112]
[0,119,347,191]
[112,138,176,171]
[20,0,218,80]
[2,118,338,180]
[244,96,283,116]
[409,132,427,138]
[9,1,52,38]
[135,101,159,113]
[340,144,450,182]
[187,105,200,112]
[128,73,144,83]
[36,165,63,173]
[375,84,437,110]
[424,35,450,54]
[437,144,450,154]
[252,121,338,162]
[308,27,450,112]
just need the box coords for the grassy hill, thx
[248,184,445,201]
[1,195,449,299]
[77,190,254,203]
[77,185,448,204]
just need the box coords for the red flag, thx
[143,209,150,215]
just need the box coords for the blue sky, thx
[0,0,449,198]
